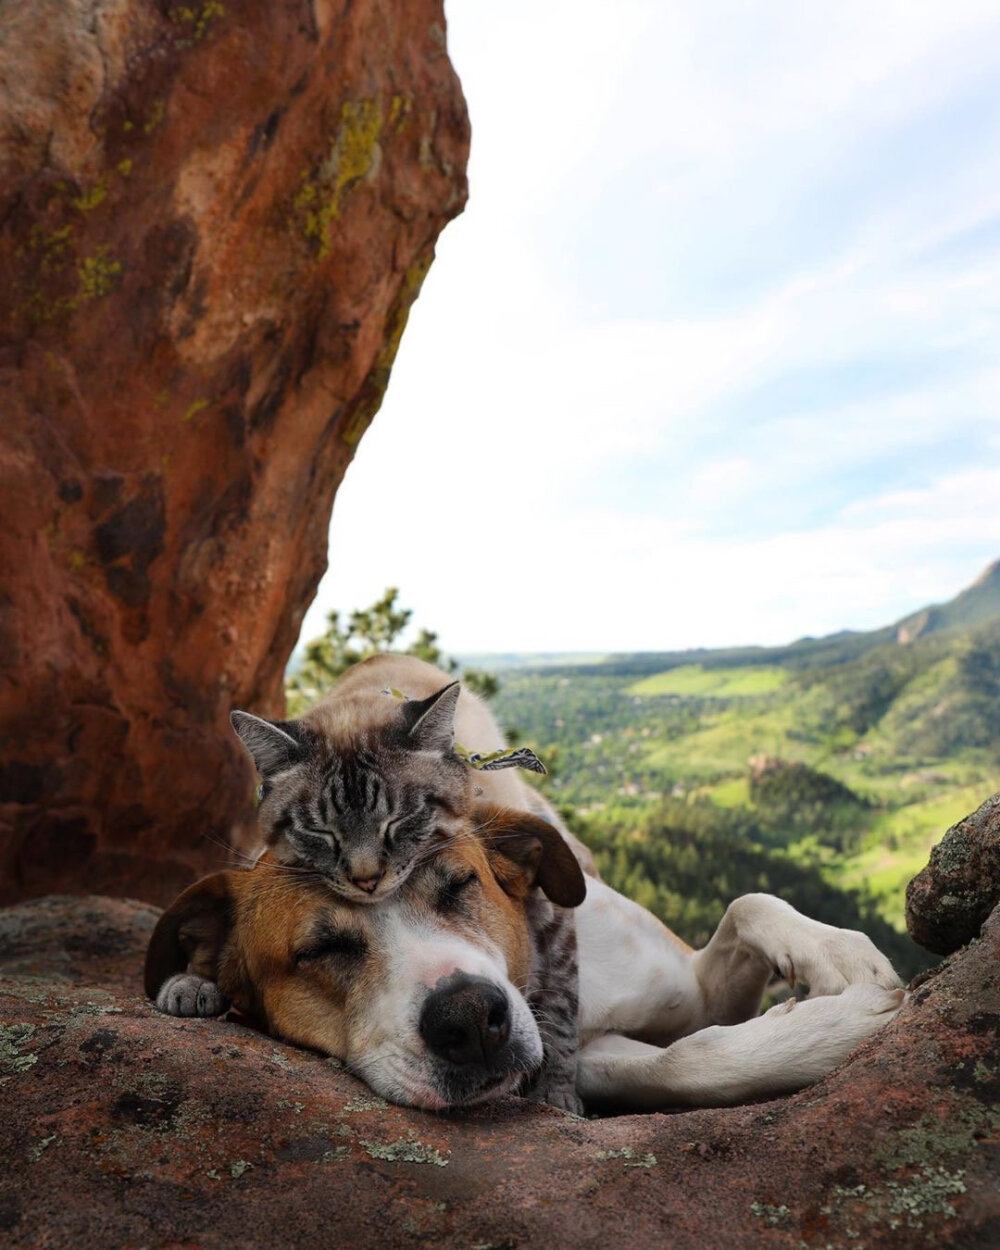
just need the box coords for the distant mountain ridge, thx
[524,558,1000,679]
[894,558,1000,643]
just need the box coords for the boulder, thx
[0,0,469,906]
[1,891,997,1248]
[906,792,1000,954]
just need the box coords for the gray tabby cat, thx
[232,678,472,902]
[159,655,590,1113]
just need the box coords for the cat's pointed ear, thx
[403,681,461,754]
[230,710,308,777]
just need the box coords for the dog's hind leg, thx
[576,983,904,1112]
[690,893,903,1026]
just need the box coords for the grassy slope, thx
[631,653,997,927]
[629,664,789,698]
[492,598,1000,941]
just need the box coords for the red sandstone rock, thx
[0,0,469,905]
[1,892,997,1248]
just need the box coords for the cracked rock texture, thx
[0,0,469,906]
[1,891,997,1249]
[906,791,1000,955]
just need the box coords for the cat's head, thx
[230,682,474,904]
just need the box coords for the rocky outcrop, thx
[2,887,997,1248]
[906,792,1000,954]
[0,0,469,905]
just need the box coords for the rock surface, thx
[0,0,469,905]
[2,893,997,1248]
[906,792,1000,955]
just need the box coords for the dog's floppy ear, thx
[474,803,587,908]
[144,872,237,1001]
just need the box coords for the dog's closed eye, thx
[294,929,367,967]
[436,871,479,914]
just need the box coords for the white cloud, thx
[300,0,1000,656]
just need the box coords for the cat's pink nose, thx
[352,873,383,894]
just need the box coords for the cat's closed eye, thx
[296,828,339,849]
[382,817,405,847]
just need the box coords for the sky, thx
[300,0,1000,656]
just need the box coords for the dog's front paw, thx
[796,982,904,1052]
[817,981,906,1048]
[779,924,903,998]
[155,973,229,1018]
[764,982,905,1089]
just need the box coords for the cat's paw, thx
[525,1079,585,1116]
[155,973,229,1018]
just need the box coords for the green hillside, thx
[629,665,790,698]
[490,561,1000,980]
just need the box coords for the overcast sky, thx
[300,0,1000,656]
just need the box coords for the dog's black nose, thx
[419,973,511,1067]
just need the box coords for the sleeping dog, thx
[146,805,904,1112]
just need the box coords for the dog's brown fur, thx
[146,804,583,1065]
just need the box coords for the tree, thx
[285,587,498,715]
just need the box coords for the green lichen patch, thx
[360,1131,449,1167]
[321,1146,350,1163]
[595,1146,657,1169]
[876,1105,1000,1172]
[341,1093,387,1112]
[28,1133,58,1163]
[821,1135,980,1235]
[230,1159,253,1179]
[59,1001,122,1018]
[1,1023,39,1075]
[750,1201,791,1227]
[885,1167,966,1227]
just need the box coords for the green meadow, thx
[490,563,1000,977]
[629,664,789,698]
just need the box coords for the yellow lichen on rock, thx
[388,94,412,130]
[77,246,122,301]
[71,177,108,212]
[171,1,225,43]
[294,98,384,259]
